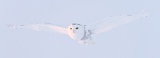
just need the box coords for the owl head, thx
[67,23,86,40]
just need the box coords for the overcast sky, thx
[0,0,160,58]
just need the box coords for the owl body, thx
[67,23,94,45]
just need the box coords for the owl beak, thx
[73,30,75,33]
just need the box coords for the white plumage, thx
[8,10,149,45]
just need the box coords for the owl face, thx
[67,23,85,40]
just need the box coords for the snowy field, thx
[0,0,160,58]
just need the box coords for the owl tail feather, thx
[78,39,95,45]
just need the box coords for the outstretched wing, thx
[89,10,149,35]
[8,23,68,35]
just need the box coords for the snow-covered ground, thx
[0,0,160,58]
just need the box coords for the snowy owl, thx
[8,11,149,45]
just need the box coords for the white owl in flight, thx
[8,11,149,45]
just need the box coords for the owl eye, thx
[70,28,72,30]
[76,27,78,30]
